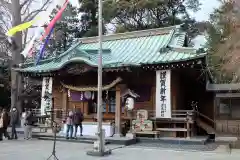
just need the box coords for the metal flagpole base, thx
[86,129,112,157]
[126,132,136,139]
[86,149,112,157]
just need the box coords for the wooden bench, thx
[134,131,160,139]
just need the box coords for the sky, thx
[189,0,220,49]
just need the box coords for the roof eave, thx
[15,53,206,74]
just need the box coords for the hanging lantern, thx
[125,97,134,111]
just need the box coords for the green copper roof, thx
[16,25,206,73]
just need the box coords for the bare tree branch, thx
[21,0,34,16]
[0,0,11,12]
[23,0,51,22]
[20,0,33,9]
[0,1,12,29]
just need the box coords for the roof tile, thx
[17,25,206,73]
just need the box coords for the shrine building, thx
[15,25,215,138]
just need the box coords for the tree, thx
[0,0,52,111]
[31,0,106,59]
[36,0,108,59]
[102,0,201,41]
[206,0,240,83]
[0,4,11,107]
[48,3,81,56]
[0,63,11,108]
[78,0,106,37]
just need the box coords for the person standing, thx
[24,109,34,140]
[0,108,3,141]
[2,108,11,140]
[10,107,19,139]
[21,108,27,128]
[73,109,84,138]
[65,110,74,139]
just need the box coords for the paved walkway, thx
[0,138,240,160]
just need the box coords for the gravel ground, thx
[0,138,240,160]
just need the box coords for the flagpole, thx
[87,0,111,156]
[97,0,104,153]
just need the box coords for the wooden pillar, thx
[114,85,122,137]
[186,112,190,139]
[62,88,68,117]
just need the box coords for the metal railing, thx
[130,109,195,121]
[195,111,240,137]
[31,108,66,126]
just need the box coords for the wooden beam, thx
[114,85,122,137]
[216,93,240,98]
[62,88,68,114]
[206,82,240,91]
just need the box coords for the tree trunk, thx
[11,0,23,113]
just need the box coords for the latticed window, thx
[55,110,63,119]
[216,97,240,119]
[108,97,116,113]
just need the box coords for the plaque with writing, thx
[155,70,171,118]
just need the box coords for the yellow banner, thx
[6,18,39,36]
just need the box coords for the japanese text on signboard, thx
[155,70,171,118]
[45,77,51,109]
[160,71,167,117]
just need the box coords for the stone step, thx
[38,136,110,145]
[137,136,209,145]
[34,134,137,146]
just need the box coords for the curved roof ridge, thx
[79,25,182,44]
[21,42,81,67]
[168,31,186,47]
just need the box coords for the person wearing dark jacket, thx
[10,107,19,139]
[2,108,11,140]
[0,108,3,141]
[24,109,34,140]
[73,109,84,138]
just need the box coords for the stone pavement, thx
[0,138,240,160]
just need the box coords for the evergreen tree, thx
[49,3,81,56]
[46,1,107,57]
[103,0,201,42]
[206,0,240,83]
[79,0,106,37]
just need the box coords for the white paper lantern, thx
[126,97,134,110]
